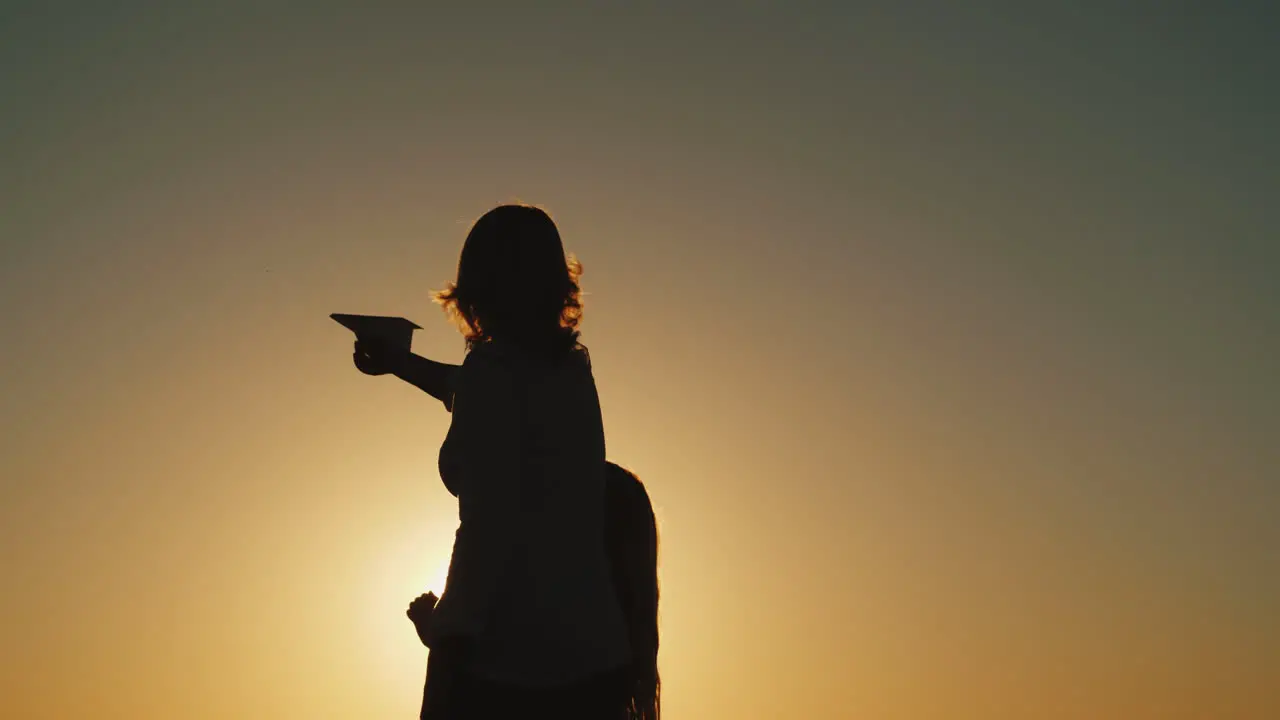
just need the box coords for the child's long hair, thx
[604,462,660,720]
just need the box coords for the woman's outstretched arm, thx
[356,338,461,411]
[393,353,461,411]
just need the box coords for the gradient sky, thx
[2,2,1277,718]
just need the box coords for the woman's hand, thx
[353,338,408,376]
[407,591,438,647]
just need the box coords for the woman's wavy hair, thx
[605,462,660,720]
[434,204,584,353]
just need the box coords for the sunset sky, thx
[2,2,1277,718]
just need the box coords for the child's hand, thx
[407,591,438,647]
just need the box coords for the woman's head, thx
[435,204,584,352]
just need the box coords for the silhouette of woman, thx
[381,363,662,719]
[354,205,632,718]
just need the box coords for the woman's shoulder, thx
[466,339,592,373]
[463,339,518,366]
[454,343,519,398]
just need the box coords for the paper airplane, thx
[330,313,421,351]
